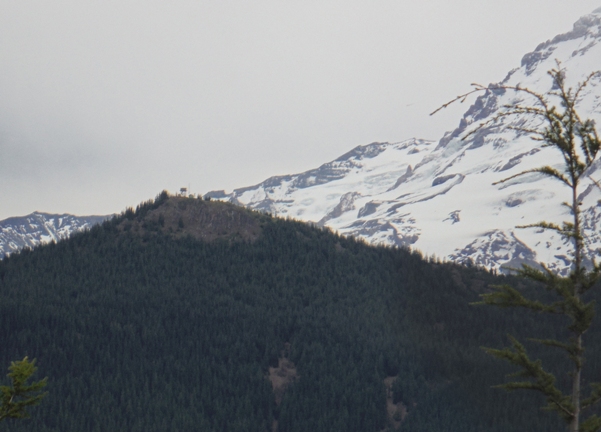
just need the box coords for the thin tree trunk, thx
[570,179,582,432]
[570,334,582,432]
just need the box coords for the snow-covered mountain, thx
[3,9,601,273]
[207,8,601,274]
[0,212,110,257]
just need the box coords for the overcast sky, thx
[1,1,600,219]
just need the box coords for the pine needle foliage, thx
[436,62,601,432]
[0,357,47,422]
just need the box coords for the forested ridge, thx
[1,193,600,431]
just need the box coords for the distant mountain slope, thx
[208,8,601,274]
[0,212,110,257]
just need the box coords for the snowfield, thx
[208,9,601,274]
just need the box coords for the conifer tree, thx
[434,63,601,431]
[0,357,47,422]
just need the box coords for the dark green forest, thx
[1,193,600,431]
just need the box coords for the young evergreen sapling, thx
[0,357,47,422]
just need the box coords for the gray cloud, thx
[1,0,599,218]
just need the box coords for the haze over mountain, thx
[2,8,601,273]
[3,2,599,221]
[207,8,601,274]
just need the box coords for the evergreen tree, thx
[436,63,601,431]
[0,357,47,422]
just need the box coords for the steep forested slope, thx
[1,193,599,431]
